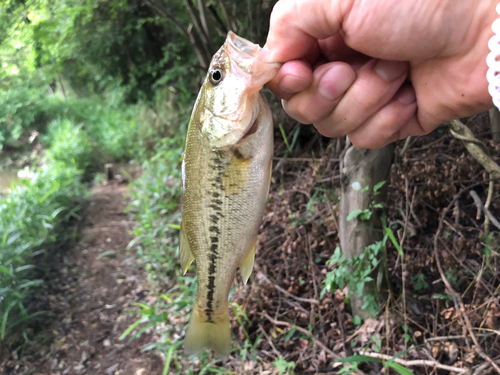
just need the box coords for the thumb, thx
[266,0,348,62]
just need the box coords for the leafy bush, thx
[0,79,50,147]
[126,137,184,285]
[43,119,93,171]
[0,158,87,342]
[41,92,138,161]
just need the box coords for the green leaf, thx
[352,315,362,326]
[373,180,386,194]
[119,317,144,340]
[385,362,415,375]
[337,354,382,364]
[163,344,176,375]
[1,301,15,340]
[347,209,363,221]
[385,226,403,257]
[279,124,291,153]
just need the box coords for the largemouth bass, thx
[180,32,279,356]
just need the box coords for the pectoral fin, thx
[180,221,195,274]
[239,239,257,285]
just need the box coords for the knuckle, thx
[349,130,393,149]
[314,119,343,139]
[283,101,313,124]
[349,134,380,149]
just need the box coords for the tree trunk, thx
[489,107,500,143]
[339,143,394,320]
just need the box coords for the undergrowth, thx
[0,88,181,350]
[0,156,87,345]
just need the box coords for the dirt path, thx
[4,183,163,375]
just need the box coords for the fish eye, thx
[209,68,224,85]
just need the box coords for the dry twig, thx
[448,120,500,178]
[484,181,495,234]
[360,351,468,373]
[257,271,319,305]
[469,190,500,230]
[433,185,500,374]
[262,313,341,361]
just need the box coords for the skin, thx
[264,0,497,148]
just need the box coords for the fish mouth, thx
[225,31,281,87]
[227,32,261,63]
[239,101,261,141]
[208,99,260,147]
[240,114,260,141]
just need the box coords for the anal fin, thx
[239,239,256,285]
[180,221,195,274]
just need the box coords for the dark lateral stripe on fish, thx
[204,151,226,321]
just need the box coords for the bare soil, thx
[1,183,163,375]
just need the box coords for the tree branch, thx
[360,352,468,374]
[144,0,190,40]
[469,190,500,230]
[448,120,500,178]
[207,4,228,35]
[183,0,213,59]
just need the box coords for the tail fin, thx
[184,308,231,357]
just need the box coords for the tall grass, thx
[0,156,87,343]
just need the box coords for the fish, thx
[180,31,280,357]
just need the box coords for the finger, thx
[281,62,356,124]
[314,59,409,138]
[266,0,346,62]
[347,85,417,149]
[318,34,365,63]
[266,60,313,100]
[398,115,427,140]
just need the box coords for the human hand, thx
[265,0,497,148]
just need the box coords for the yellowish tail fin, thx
[184,308,231,357]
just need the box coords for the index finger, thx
[266,0,345,62]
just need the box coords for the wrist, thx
[465,0,497,111]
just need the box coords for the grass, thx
[0,156,87,344]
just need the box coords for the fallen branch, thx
[484,181,495,234]
[272,157,333,162]
[257,271,319,305]
[448,120,500,179]
[262,313,341,360]
[472,361,493,375]
[360,352,467,374]
[469,190,500,230]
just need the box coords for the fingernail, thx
[318,65,355,101]
[280,75,310,94]
[374,60,408,82]
[397,87,416,105]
